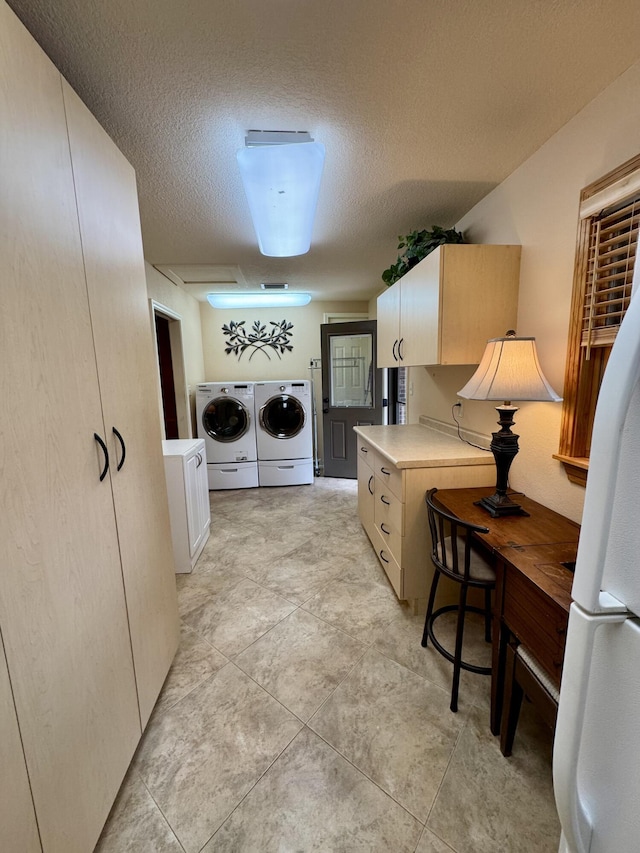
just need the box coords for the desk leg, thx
[491,622,509,735]
[491,558,507,736]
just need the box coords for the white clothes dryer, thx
[196,383,258,489]
[254,380,314,486]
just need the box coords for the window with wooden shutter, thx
[555,153,640,485]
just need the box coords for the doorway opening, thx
[155,313,179,438]
[150,300,191,440]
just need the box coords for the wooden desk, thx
[434,487,579,735]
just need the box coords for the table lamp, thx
[457,330,562,517]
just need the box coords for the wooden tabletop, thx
[434,487,579,612]
[433,487,580,551]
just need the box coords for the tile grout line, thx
[196,722,308,851]
[307,723,428,827]
[134,768,189,853]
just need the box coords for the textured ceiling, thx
[8,0,640,301]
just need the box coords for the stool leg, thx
[484,587,492,643]
[421,567,439,648]
[450,583,468,713]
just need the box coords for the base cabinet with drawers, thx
[163,439,211,573]
[355,425,495,608]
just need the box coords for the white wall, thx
[200,299,370,464]
[410,59,640,523]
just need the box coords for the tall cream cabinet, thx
[0,4,179,853]
[377,244,521,368]
[0,636,40,853]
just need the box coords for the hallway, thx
[96,478,560,852]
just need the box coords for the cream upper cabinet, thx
[376,282,402,367]
[63,81,179,727]
[377,244,521,367]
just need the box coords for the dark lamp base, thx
[474,492,529,518]
[475,404,531,519]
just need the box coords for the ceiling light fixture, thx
[206,292,311,309]
[237,130,325,257]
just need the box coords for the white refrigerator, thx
[553,267,640,851]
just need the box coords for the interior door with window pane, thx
[321,320,383,478]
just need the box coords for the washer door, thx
[260,394,305,439]
[202,397,250,442]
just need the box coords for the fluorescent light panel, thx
[237,132,325,257]
[206,292,311,309]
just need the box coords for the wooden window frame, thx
[555,153,640,485]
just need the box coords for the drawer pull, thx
[367,475,374,495]
[380,467,391,475]
[379,550,390,564]
[380,495,391,506]
[380,523,391,535]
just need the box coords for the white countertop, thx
[162,438,205,456]
[353,423,494,469]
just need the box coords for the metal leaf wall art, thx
[222,319,294,361]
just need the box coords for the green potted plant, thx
[382,226,466,286]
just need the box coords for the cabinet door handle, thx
[94,433,110,482]
[367,475,374,495]
[112,427,126,471]
[380,523,390,535]
[398,337,404,360]
[379,550,390,564]
[392,339,399,362]
[380,495,391,506]
[195,452,203,468]
[380,467,391,475]
[360,446,368,453]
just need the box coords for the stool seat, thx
[438,537,496,583]
[422,488,495,712]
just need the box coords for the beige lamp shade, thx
[457,332,562,403]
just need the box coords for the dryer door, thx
[202,397,250,442]
[260,394,305,439]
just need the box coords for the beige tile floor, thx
[95,477,561,853]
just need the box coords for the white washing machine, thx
[196,383,259,490]
[254,380,314,486]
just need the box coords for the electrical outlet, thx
[454,400,464,419]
